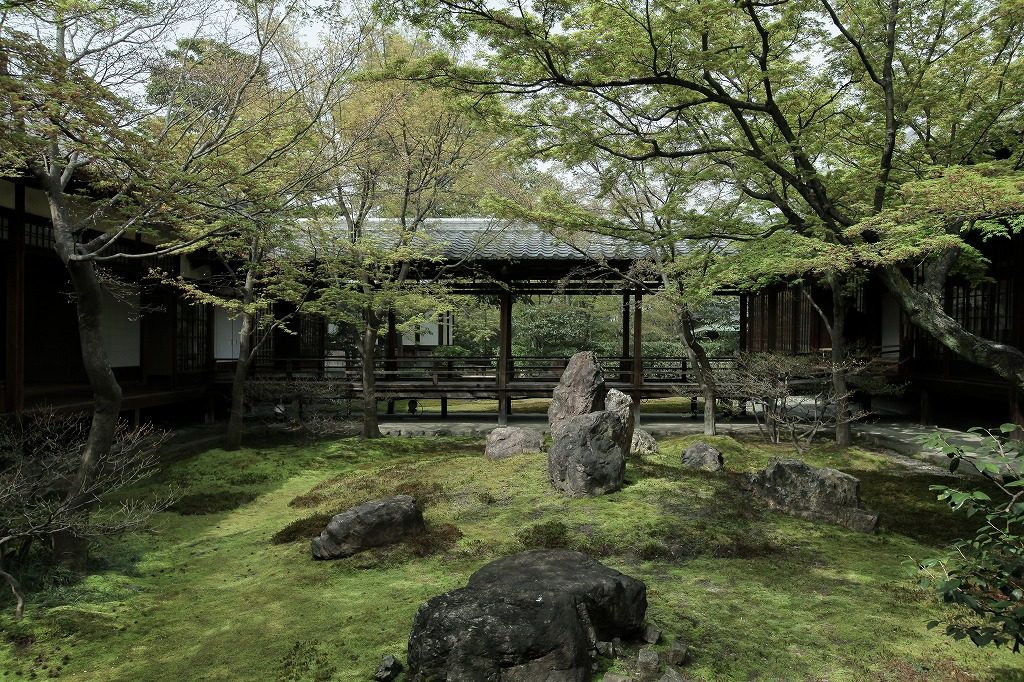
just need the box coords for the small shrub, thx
[169,491,258,515]
[277,640,337,682]
[517,520,571,549]
[407,523,464,557]
[226,471,271,486]
[271,513,335,545]
[637,540,670,560]
[394,480,447,506]
[917,424,1024,652]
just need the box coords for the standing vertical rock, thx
[605,388,635,455]
[548,351,606,434]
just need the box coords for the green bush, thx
[918,424,1023,652]
[169,491,258,515]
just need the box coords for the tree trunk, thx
[829,276,852,448]
[0,554,25,620]
[225,308,254,452]
[881,264,1024,392]
[48,197,123,572]
[360,308,381,439]
[678,308,716,436]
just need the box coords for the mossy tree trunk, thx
[678,308,717,436]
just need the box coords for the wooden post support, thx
[497,291,512,426]
[919,387,932,426]
[621,291,631,382]
[631,289,643,414]
[1010,388,1024,441]
[738,294,748,352]
[385,309,398,379]
[5,180,26,414]
[440,397,448,418]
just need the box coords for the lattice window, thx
[776,290,794,352]
[299,314,324,358]
[176,302,209,373]
[254,312,276,364]
[797,289,814,353]
[949,280,1013,342]
[25,216,54,248]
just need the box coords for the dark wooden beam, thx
[385,309,398,380]
[621,291,630,382]
[5,181,26,413]
[631,288,643,412]
[738,294,747,352]
[497,291,512,425]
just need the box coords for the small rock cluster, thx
[547,352,635,496]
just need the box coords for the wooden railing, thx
[221,355,739,386]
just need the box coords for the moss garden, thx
[1,434,1021,682]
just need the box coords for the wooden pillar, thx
[385,309,398,377]
[738,294,748,352]
[631,289,643,413]
[440,397,448,418]
[498,291,512,425]
[5,181,26,414]
[621,292,631,382]
[919,387,932,426]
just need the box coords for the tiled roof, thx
[371,218,656,262]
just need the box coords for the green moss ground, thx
[1,435,1020,681]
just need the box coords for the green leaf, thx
[999,423,1018,434]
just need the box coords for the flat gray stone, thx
[637,647,660,675]
[742,459,879,533]
[485,426,543,459]
[667,639,688,666]
[311,495,425,559]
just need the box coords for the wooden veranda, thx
[237,219,741,423]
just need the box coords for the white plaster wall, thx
[881,293,901,358]
[100,289,141,367]
[404,323,441,346]
[214,306,243,360]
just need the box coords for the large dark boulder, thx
[741,459,879,533]
[548,351,606,434]
[485,426,544,460]
[407,550,647,681]
[548,411,628,497]
[311,495,425,559]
